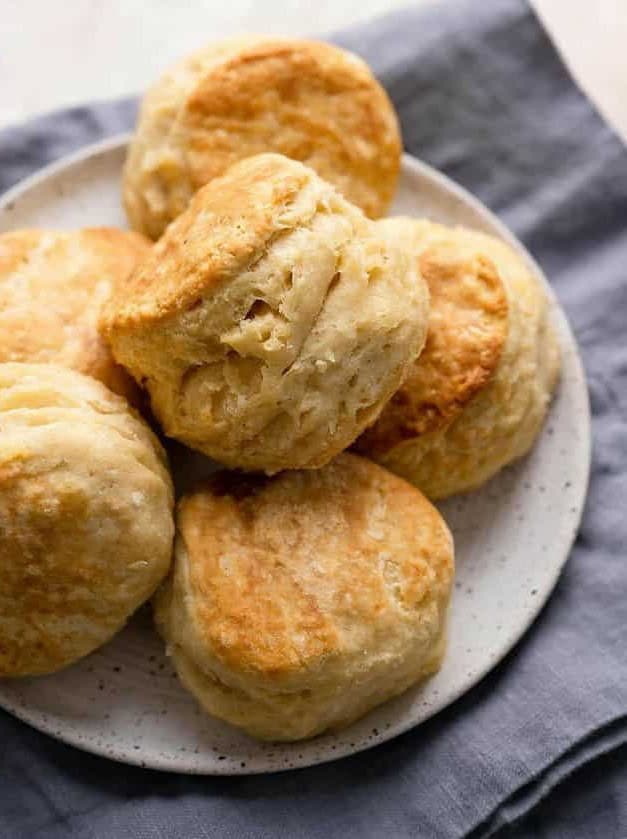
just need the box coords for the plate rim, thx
[0,136,591,774]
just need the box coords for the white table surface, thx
[1,0,626,141]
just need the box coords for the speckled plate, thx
[0,136,590,774]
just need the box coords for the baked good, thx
[154,453,454,741]
[355,219,561,498]
[123,36,401,238]
[0,363,174,677]
[0,227,150,403]
[102,154,430,473]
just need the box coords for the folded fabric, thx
[0,1,626,837]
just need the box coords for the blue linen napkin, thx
[1,1,625,836]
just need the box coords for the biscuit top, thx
[0,227,150,399]
[173,453,453,678]
[0,362,174,677]
[123,36,401,236]
[105,153,366,329]
[356,220,508,456]
[181,38,400,216]
[0,362,168,476]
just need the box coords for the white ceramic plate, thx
[0,137,590,774]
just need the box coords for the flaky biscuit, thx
[0,363,174,677]
[0,228,150,403]
[355,219,560,498]
[154,453,454,741]
[103,154,430,473]
[123,36,401,238]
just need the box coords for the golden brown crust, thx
[356,222,561,500]
[107,154,311,329]
[183,40,401,216]
[0,363,174,677]
[123,37,401,238]
[0,227,150,404]
[154,453,454,739]
[356,219,508,457]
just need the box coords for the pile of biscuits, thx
[0,37,560,742]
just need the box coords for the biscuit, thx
[0,363,174,677]
[355,219,561,498]
[103,154,430,473]
[0,227,150,404]
[123,36,402,238]
[154,453,454,741]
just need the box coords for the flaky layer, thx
[0,363,174,677]
[104,155,430,472]
[123,36,401,238]
[154,453,454,740]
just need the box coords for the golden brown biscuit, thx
[355,219,561,498]
[0,227,150,403]
[103,154,430,473]
[123,36,402,238]
[0,363,174,677]
[154,453,454,741]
